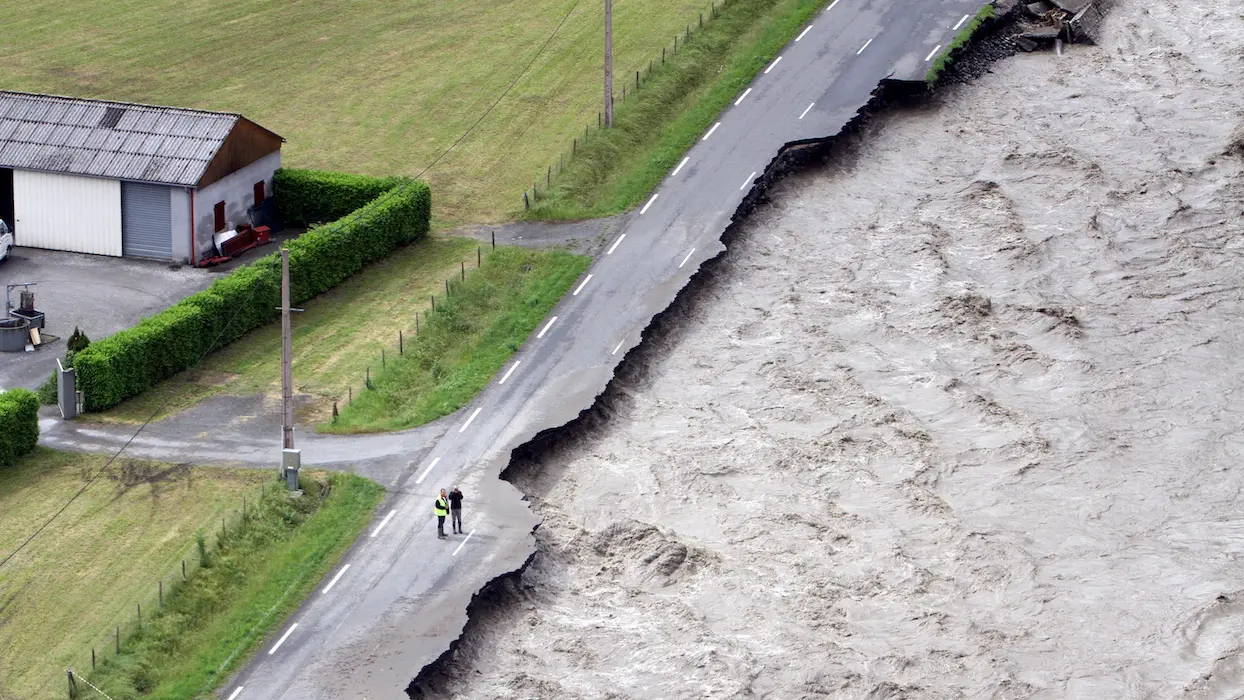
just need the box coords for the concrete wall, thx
[171,187,191,263]
[192,149,281,261]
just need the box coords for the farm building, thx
[0,91,283,264]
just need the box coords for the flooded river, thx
[427,0,1244,697]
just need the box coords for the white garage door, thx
[13,170,122,256]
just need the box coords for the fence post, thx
[622,85,626,101]
[674,35,678,52]
[182,559,186,581]
[137,602,141,630]
[478,246,482,267]
[381,348,385,369]
[431,295,435,312]
[416,314,420,333]
[445,279,450,296]
[461,261,466,281]
[92,648,96,670]
[159,580,163,609]
[663,47,666,63]
[332,401,339,422]
[598,112,602,128]
[636,70,640,89]
[399,330,403,355]
[547,166,551,187]
[348,386,352,404]
[491,231,496,249]
[524,191,530,210]
[699,12,703,26]
[115,627,120,654]
[67,670,77,699]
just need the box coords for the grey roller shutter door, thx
[121,182,172,259]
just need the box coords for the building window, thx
[213,201,226,232]
[254,181,266,206]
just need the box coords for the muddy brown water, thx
[423,0,1244,697]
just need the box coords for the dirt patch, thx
[422,0,1244,697]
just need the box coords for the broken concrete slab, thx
[1026,1,1055,14]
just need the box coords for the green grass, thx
[85,471,382,700]
[0,448,270,699]
[329,247,590,433]
[529,0,828,220]
[88,237,481,426]
[0,0,736,224]
[926,4,995,85]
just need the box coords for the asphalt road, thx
[41,0,989,696]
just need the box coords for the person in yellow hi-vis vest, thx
[434,489,450,539]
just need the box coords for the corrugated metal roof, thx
[0,91,272,187]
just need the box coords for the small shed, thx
[0,91,283,264]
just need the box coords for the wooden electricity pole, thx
[604,0,614,127]
[281,248,294,450]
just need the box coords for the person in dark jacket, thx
[434,489,450,539]
[448,486,464,534]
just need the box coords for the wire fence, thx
[333,237,499,420]
[65,478,273,698]
[524,0,733,208]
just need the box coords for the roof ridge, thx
[0,90,243,121]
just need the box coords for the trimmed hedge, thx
[75,178,431,412]
[274,168,412,226]
[0,389,39,465]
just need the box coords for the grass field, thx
[88,237,481,426]
[88,239,587,431]
[531,0,826,219]
[87,471,382,700]
[329,246,589,433]
[0,0,728,224]
[0,449,268,699]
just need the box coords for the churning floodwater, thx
[424,0,1244,697]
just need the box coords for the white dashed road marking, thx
[826,0,841,11]
[499,360,521,385]
[640,193,659,214]
[371,510,395,537]
[672,156,690,176]
[322,565,350,595]
[415,457,441,485]
[537,317,558,339]
[612,338,626,355]
[679,248,695,269]
[953,13,970,30]
[740,172,756,190]
[857,38,873,55]
[734,88,752,106]
[799,102,815,120]
[227,688,244,700]
[606,234,626,255]
[924,44,941,62]
[765,56,782,73]
[458,406,483,432]
[796,25,812,41]
[268,624,298,655]
[453,529,476,556]
[703,122,721,140]
[573,274,593,295]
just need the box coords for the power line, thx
[413,0,585,181]
[0,280,266,570]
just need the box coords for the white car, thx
[0,220,10,261]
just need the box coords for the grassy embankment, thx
[926,4,997,85]
[0,448,381,699]
[0,0,725,224]
[328,247,589,433]
[528,0,829,219]
[90,242,588,431]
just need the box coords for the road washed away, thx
[422,0,1244,697]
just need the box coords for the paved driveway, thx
[0,247,216,391]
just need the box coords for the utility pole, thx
[604,0,614,127]
[278,248,303,490]
[281,247,294,450]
